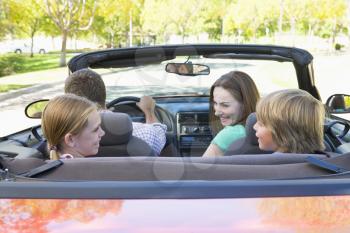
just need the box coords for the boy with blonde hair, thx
[253,89,325,154]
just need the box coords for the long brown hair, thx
[209,71,260,135]
[41,94,97,160]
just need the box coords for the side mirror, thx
[326,94,350,114]
[165,63,210,76]
[25,99,49,119]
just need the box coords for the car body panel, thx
[1,195,350,232]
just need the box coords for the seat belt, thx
[19,160,63,178]
[306,156,348,174]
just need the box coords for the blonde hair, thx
[41,94,97,160]
[209,71,260,135]
[256,89,325,153]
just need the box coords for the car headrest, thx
[224,112,269,155]
[100,111,133,146]
[245,112,259,146]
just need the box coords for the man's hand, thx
[136,96,158,123]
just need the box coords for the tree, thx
[225,0,279,41]
[308,0,347,44]
[142,0,171,43]
[6,0,47,57]
[167,0,206,43]
[44,0,97,66]
[94,0,144,48]
[198,0,235,41]
[142,0,207,44]
[0,0,16,40]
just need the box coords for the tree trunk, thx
[129,10,133,47]
[180,26,185,43]
[332,19,337,46]
[278,0,284,33]
[29,20,38,58]
[30,33,35,58]
[60,30,68,67]
[221,17,225,42]
[290,17,296,46]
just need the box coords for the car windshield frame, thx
[68,44,321,100]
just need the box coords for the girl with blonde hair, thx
[41,94,105,160]
[254,89,325,154]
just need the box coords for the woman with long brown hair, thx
[203,71,260,157]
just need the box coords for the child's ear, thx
[64,133,76,148]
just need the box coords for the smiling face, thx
[253,120,278,152]
[66,110,105,157]
[213,86,242,126]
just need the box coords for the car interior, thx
[1,44,350,182]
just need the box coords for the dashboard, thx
[176,112,212,156]
[156,96,213,156]
[111,96,213,157]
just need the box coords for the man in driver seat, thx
[64,68,167,156]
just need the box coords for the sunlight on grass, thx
[0,53,75,77]
[0,84,32,93]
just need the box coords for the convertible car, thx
[1,44,350,232]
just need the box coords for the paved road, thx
[0,68,67,136]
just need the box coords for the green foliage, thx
[0,53,74,77]
[0,54,25,76]
[6,0,46,38]
[0,84,32,93]
[334,43,344,50]
[0,0,349,46]
[93,0,144,47]
[0,0,19,39]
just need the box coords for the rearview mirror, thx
[25,99,49,119]
[166,63,210,76]
[326,94,350,114]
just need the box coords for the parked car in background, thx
[0,39,49,54]
[1,44,350,232]
[13,43,47,54]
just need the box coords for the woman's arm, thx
[202,143,224,157]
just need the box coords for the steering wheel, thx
[106,96,168,129]
[107,96,140,108]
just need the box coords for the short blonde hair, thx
[256,89,325,153]
[41,94,97,160]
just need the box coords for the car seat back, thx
[224,112,270,155]
[95,111,155,157]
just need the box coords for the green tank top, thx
[211,124,246,152]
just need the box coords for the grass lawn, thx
[0,84,32,93]
[0,53,75,77]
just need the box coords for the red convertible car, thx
[1,44,350,232]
